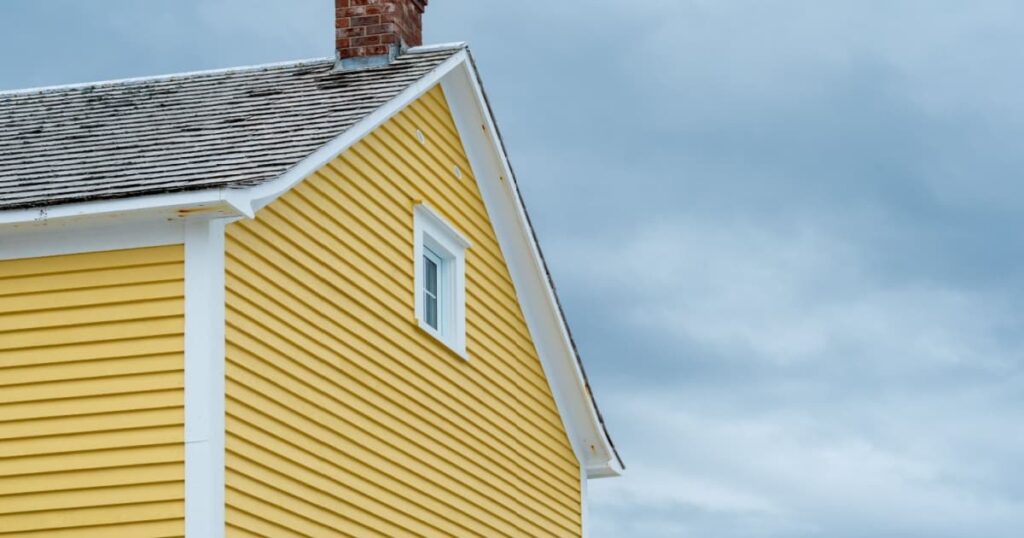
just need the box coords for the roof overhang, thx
[0,45,624,478]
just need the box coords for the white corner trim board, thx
[184,218,228,537]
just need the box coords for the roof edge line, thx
[0,187,250,228]
[449,51,625,477]
[0,56,333,97]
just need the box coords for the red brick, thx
[351,35,383,47]
[336,0,429,60]
[363,23,395,35]
[350,15,380,26]
[337,26,367,38]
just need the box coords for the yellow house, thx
[0,1,622,536]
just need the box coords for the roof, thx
[0,44,463,210]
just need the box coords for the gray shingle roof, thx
[0,45,463,210]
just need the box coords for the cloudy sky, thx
[4,1,1023,536]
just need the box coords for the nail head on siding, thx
[454,165,463,179]
[415,129,426,144]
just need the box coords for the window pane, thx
[425,294,438,329]
[424,253,439,330]
[425,255,438,295]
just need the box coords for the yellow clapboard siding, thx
[226,374,572,535]
[0,445,183,477]
[0,519,183,538]
[317,139,551,376]
[227,506,299,538]
[0,317,182,351]
[0,481,182,515]
[227,444,443,537]
[0,462,183,496]
[0,297,183,333]
[227,431,492,537]
[223,225,575,471]
[226,327,576,502]
[226,476,371,537]
[0,246,182,278]
[0,354,182,386]
[0,500,184,534]
[0,280,182,313]
[225,85,582,537]
[224,276,579,488]
[0,371,183,404]
[226,215,571,444]
[223,287,579,509]
[0,246,185,535]
[256,191,558,397]
[0,407,182,441]
[0,335,183,369]
[0,265,182,299]
[0,390,182,422]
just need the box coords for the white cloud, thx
[555,216,1024,536]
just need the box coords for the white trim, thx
[581,471,591,537]
[413,203,470,359]
[0,188,252,228]
[406,41,469,54]
[441,60,623,478]
[184,218,227,538]
[245,50,470,211]
[0,219,184,261]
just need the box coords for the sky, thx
[3,1,1023,536]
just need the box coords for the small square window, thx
[414,204,471,358]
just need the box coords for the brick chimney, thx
[336,0,428,70]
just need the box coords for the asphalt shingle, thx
[0,45,462,210]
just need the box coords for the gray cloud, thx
[4,1,1024,535]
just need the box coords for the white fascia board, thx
[440,60,622,479]
[242,50,470,212]
[0,187,253,230]
[0,218,185,261]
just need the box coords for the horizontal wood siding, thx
[0,245,185,537]
[224,85,582,537]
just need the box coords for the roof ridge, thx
[0,57,333,98]
[0,43,469,99]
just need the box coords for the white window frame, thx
[413,204,471,358]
